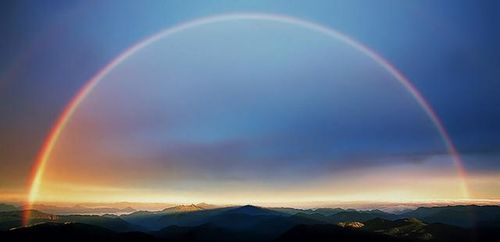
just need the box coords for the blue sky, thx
[0,0,499,203]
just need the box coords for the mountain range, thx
[1,204,499,241]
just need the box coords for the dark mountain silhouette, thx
[313,207,345,216]
[155,223,256,241]
[0,210,58,231]
[2,205,500,241]
[0,204,18,212]
[154,212,339,241]
[0,210,139,232]
[155,205,289,232]
[146,205,328,240]
[274,224,406,242]
[363,217,500,242]
[121,203,235,230]
[329,209,399,223]
[268,207,312,215]
[275,220,500,242]
[123,206,234,230]
[363,217,435,240]
[0,222,158,242]
[402,205,500,227]
[291,212,333,223]
[59,214,141,232]
[226,205,283,216]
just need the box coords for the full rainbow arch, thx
[23,13,469,225]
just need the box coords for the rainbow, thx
[22,13,469,226]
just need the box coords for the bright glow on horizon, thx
[34,160,483,206]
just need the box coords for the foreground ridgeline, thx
[0,204,499,242]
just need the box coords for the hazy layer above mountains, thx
[3,199,500,215]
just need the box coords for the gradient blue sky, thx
[0,0,499,203]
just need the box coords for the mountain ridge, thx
[2,204,500,241]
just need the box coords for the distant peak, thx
[162,204,203,213]
[236,205,264,211]
[195,203,217,209]
[241,204,260,208]
[227,205,281,216]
